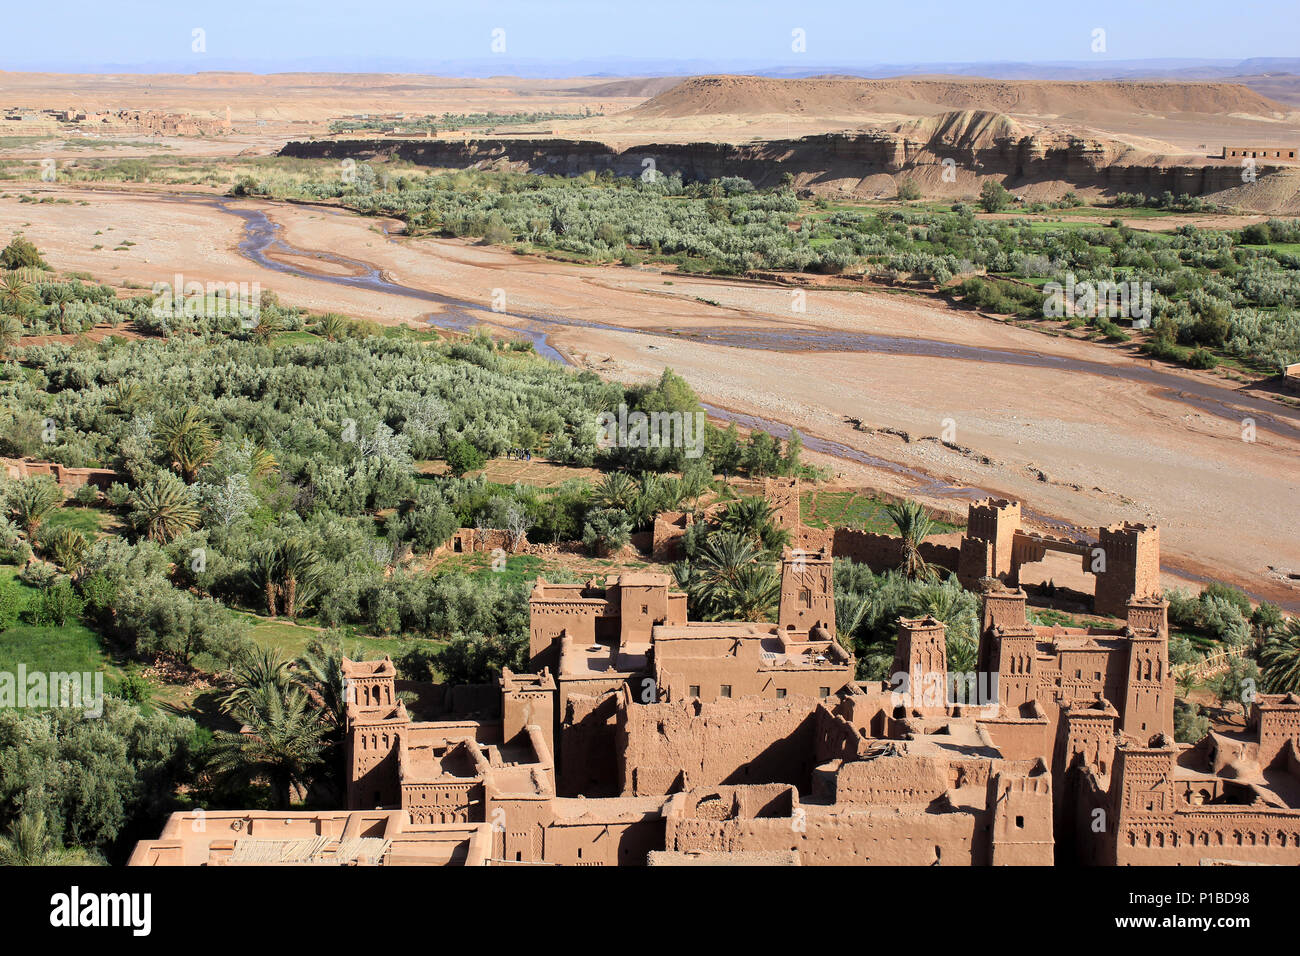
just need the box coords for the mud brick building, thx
[131,494,1300,866]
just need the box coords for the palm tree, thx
[209,685,327,810]
[627,472,684,527]
[45,284,74,328]
[688,532,780,621]
[7,476,62,534]
[592,472,637,512]
[249,542,282,617]
[293,636,349,735]
[41,526,88,577]
[245,537,323,619]
[129,476,199,543]
[0,813,100,866]
[0,314,21,359]
[1260,618,1300,694]
[278,538,323,619]
[221,645,291,717]
[835,589,874,650]
[248,443,278,479]
[884,501,937,580]
[155,404,207,448]
[727,563,782,622]
[0,274,36,315]
[912,577,980,671]
[44,282,72,316]
[249,314,278,341]
[172,424,217,483]
[316,313,350,341]
[718,496,788,551]
[679,460,713,513]
[106,380,143,416]
[156,406,216,481]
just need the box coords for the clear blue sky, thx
[2,0,1298,72]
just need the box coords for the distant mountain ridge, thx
[9,55,1300,81]
[632,75,1292,120]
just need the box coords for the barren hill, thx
[634,75,1292,120]
[888,110,1026,151]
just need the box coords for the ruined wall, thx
[483,790,664,866]
[768,759,1051,865]
[618,696,821,796]
[440,527,521,555]
[663,786,987,865]
[651,511,692,562]
[813,700,880,764]
[1,457,117,492]
[794,527,960,575]
[528,594,604,671]
[558,691,622,797]
[989,767,1055,866]
[821,753,957,806]
[978,708,1051,762]
[536,811,665,866]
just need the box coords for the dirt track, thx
[3,182,1298,608]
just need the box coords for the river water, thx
[193,196,1300,594]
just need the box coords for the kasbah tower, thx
[131,493,1300,867]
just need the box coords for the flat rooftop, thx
[560,640,651,678]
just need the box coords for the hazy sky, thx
[2,0,1298,72]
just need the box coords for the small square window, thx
[1015,815,1024,829]
[776,688,787,698]
[689,685,700,698]
[819,687,830,698]
[641,605,648,614]
[720,685,732,699]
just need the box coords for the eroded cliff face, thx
[278,130,1293,208]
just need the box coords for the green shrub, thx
[27,581,84,627]
[1174,699,1210,744]
[444,439,486,477]
[17,561,58,589]
[582,508,632,556]
[116,671,152,705]
[896,178,922,201]
[1240,222,1272,245]
[978,180,1010,213]
[0,580,21,631]
[0,234,48,270]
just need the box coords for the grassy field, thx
[238,612,448,662]
[801,489,964,535]
[1026,607,1093,629]
[431,550,650,586]
[43,503,111,536]
[0,565,127,693]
